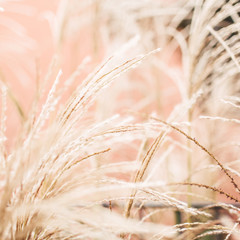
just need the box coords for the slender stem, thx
[187,73,193,228]
[92,0,101,59]
[187,109,193,208]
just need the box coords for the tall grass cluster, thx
[1,0,240,239]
